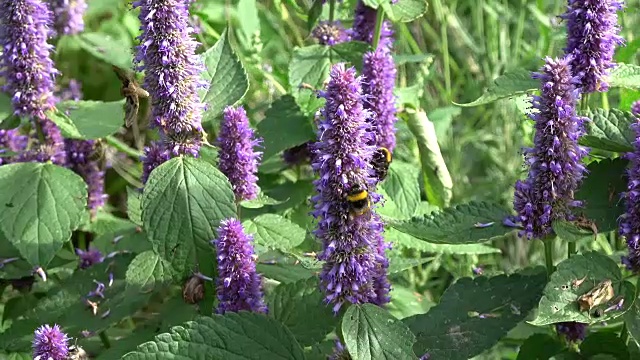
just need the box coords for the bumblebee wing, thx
[124,97,139,128]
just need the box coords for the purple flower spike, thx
[141,141,171,184]
[620,102,640,272]
[213,218,267,314]
[311,63,389,311]
[328,340,348,360]
[556,322,587,343]
[362,47,398,151]
[76,247,104,269]
[66,139,107,214]
[350,0,394,49]
[33,324,70,360]
[218,106,262,201]
[50,0,87,36]
[563,0,624,93]
[0,129,28,166]
[134,0,205,157]
[632,100,640,117]
[513,56,589,240]
[312,21,349,46]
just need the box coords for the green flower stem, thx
[568,242,576,258]
[543,237,555,278]
[105,135,143,159]
[99,330,111,349]
[372,8,385,50]
[329,0,336,23]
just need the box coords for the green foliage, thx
[531,251,634,326]
[122,314,306,360]
[142,157,236,276]
[381,0,429,23]
[242,214,306,253]
[406,268,547,360]
[125,250,177,292]
[76,32,134,69]
[266,278,337,347]
[257,95,315,160]
[454,69,538,107]
[609,64,640,89]
[0,163,88,266]
[380,161,421,218]
[580,332,630,360]
[342,304,418,360]
[580,108,636,153]
[389,201,514,244]
[50,100,125,140]
[201,29,250,123]
[516,334,563,360]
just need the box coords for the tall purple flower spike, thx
[563,0,624,93]
[134,0,206,182]
[513,56,589,240]
[350,0,394,49]
[311,63,390,312]
[556,322,587,343]
[50,0,87,35]
[213,218,267,314]
[218,106,262,201]
[0,0,66,165]
[620,101,640,272]
[0,130,27,166]
[362,47,398,151]
[32,324,70,360]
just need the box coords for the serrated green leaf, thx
[239,191,287,209]
[575,158,627,233]
[405,108,453,208]
[530,251,634,326]
[242,214,306,254]
[580,332,630,360]
[142,157,236,276]
[52,100,125,139]
[342,304,418,360]
[384,0,428,22]
[126,250,177,291]
[257,95,315,160]
[388,255,431,274]
[609,64,640,89]
[454,69,537,107]
[580,108,635,152]
[406,268,547,360]
[289,45,330,114]
[76,32,133,69]
[552,220,596,243]
[0,163,88,267]
[122,314,306,360]
[127,187,143,226]
[0,254,151,352]
[381,161,420,218]
[389,201,513,244]
[387,227,501,254]
[516,334,563,360]
[428,106,460,140]
[330,41,372,71]
[624,293,640,347]
[80,211,135,236]
[267,278,337,347]
[201,29,249,122]
[257,262,315,284]
[387,286,434,320]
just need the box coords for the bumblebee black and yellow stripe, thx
[378,147,392,163]
[347,189,369,202]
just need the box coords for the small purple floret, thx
[50,0,87,36]
[213,218,267,314]
[76,247,104,269]
[33,324,70,360]
[312,21,349,46]
[513,56,589,240]
[217,106,262,201]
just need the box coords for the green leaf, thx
[125,250,177,291]
[406,268,547,360]
[0,163,88,267]
[387,227,500,254]
[389,201,514,244]
[0,92,13,121]
[388,255,431,274]
[80,211,135,237]
[609,64,640,89]
[580,108,635,152]
[267,278,337,347]
[0,254,151,352]
[381,161,421,218]
[575,158,627,233]
[387,285,434,320]
[142,157,236,276]
[552,220,596,243]
[76,32,133,69]
[239,191,287,209]
[122,314,306,360]
[237,0,260,41]
[384,0,428,23]
[257,95,315,160]
[307,0,324,30]
[257,262,315,284]
[92,225,151,256]
[52,100,125,139]
[289,45,330,114]
[624,293,640,347]
[454,69,537,107]
[200,29,249,122]
[580,332,630,360]
[405,108,453,208]
[242,214,306,254]
[428,106,460,140]
[127,187,143,226]
[342,304,418,360]
[330,41,372,71]
[516,334,563,360]
[530,251,634,326]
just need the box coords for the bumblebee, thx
[112,65,149,128]
[346,184,371,217]
[371,147,392,181]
